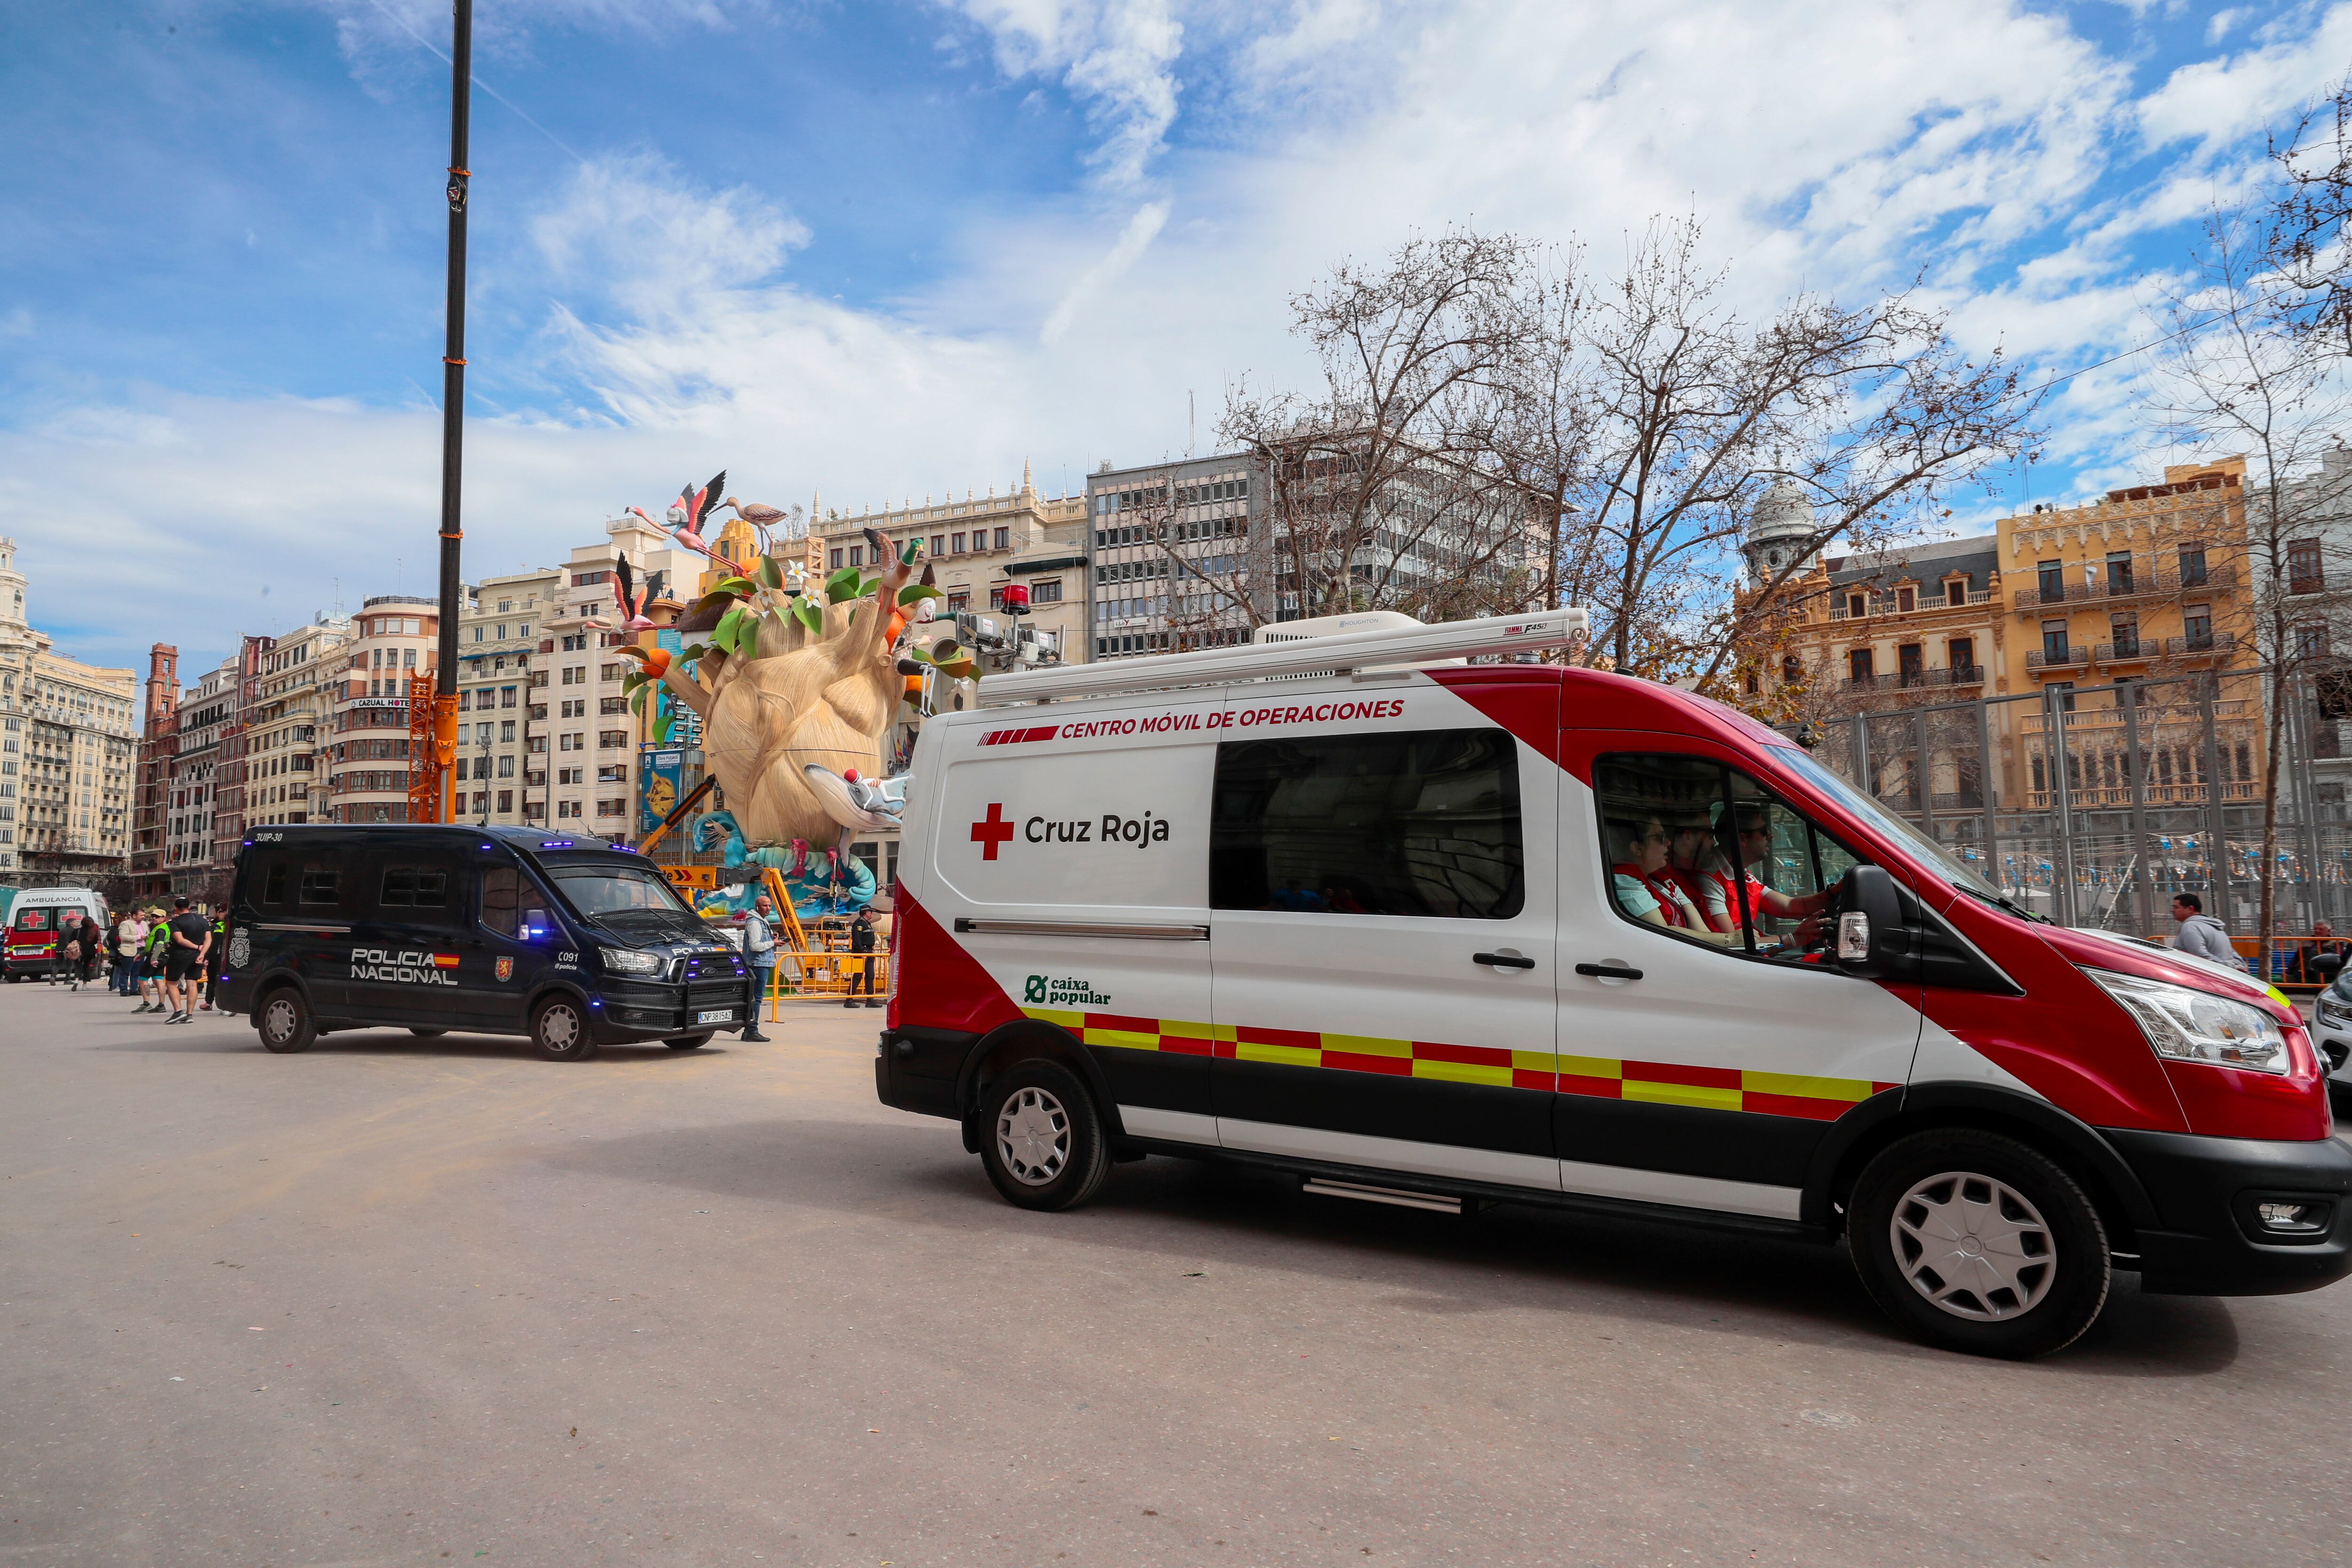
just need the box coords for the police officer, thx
[844,908,880,1009]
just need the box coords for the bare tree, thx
[1484,217,2041,685]
[1220,227,1546,625]
[2146,205,2352,972]
[2266,72,2352,355]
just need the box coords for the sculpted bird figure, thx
[721,496,790,529]
[610,557,654,631]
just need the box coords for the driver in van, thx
[1700,804,1836,946]
[1610,815,1729,941]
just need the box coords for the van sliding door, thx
[1207,685,1560,1190]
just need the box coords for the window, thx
[298,864,341,906]
[2179,546,2208,587]
[2110,614,2140,658]
[988,585,1006,611]
[596,798,627,817]
[829,549,844,571]
[598,730,629,748]
[597,764,626,783]
[1593,753,1857,960]
[848,545,864,568]
[496,789,513,813]
[2038,561,2065,604]
[2296,621,2330,659]
[930,534,946,556]
[2106,551,2134,594]
[481,866,520,937]
[1846,593,1867,619]
[1031,578,1063,604]
[599,697,626,716]
[1895,586,1915,613]
[1209,729,1522,918]
[2290,539,2324,595]
[600,663,625,682]
[379,866,449,908]
[498,755,514,779]
[993,527,1009,551]
[501,686,517,709]
[2183,604,2213,651]
[2041,620,2070,661]
[1947,637,1974,676]
[558,767,583,785]
[1848,648,1874,685]
[1780,653,1803,685]
[1945,579,1967,607]
[952,533,967,554]
[947,590,970,612]
[1897,643,1923,685]
[557,799,581,819]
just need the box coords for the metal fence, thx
[1787,669,2350,963]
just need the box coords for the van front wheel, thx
[256,988,316,1054]
[978,1060,1111,1212]
[1848,1129,2109,1359]
[531,997,596,1062]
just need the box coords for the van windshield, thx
[545,863,696,922]
[1761,746,2003,902]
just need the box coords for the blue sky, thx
[6,0,2352,677]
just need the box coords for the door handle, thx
[1473,951,1536,970]
[1573,962,1644,981]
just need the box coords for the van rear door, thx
[929,697,1221,1145]
[1206,683,1561,1190]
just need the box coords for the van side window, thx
[481,867,521,938]
[14,907,51,931]
[1211,729,1523,918]
[380,867,450,908]
[298,864,342,906]
[260,862,289,906]
[1594,753,1854,963]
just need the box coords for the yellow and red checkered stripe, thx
[1020,1008,1891,1119]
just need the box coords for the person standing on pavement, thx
[112,910,148,996]
[135,913,170,1013]
[738,893,778,1043]
[2170,892,2243,969]
[54,914,87,990]
[201,910,226,1011]
[161,897,212,1024]
[844,907,881,1008]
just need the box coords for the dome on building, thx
[1743,477,1819,583]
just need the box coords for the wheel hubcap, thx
[996,1086,1070,1185]
[1891,1170,2056,1321]
[543,1008,579,1050]
[264,999,295,1041]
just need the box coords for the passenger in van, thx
[1664,813,1732,934]
[1701,804,1836,946]
[1610,816,1726,940]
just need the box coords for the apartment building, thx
[326,596,443,824]
[0,536,139,882]
[1087,454,1257,660]
[454,567,560,827]
[544,513,700,833]
[131,645,178,901]
[244,618,353,827]
[166,653,238,901]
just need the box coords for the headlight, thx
[599,947,663,976]
[2319,994,2352,1028]
[2084,968,2290,1075]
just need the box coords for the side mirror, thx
[2316,952,2344,980]
[1835,864,1906,980]
[523,907,550,941]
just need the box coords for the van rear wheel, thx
[256,988,316,1054]
[977,1060,1111,1212]
[1848,1129,2109,1359]
[531,997,596,1062]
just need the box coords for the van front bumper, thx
[2104,1127,2352,1296]
[594,976,751,1039]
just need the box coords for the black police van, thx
[215,824,750,1060]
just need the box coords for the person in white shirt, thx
[113,913,150,997]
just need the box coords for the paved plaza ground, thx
[3,979,2348,1567]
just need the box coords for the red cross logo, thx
[970,802,1015,861]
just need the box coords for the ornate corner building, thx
[0,537,139,889]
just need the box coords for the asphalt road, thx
[4,980,2349,1568]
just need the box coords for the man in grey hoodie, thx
[2170,893,2242,968]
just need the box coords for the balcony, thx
[2025,648,2091,676]
[1829,589,1995,621]
[2094,640,2152,666]
[1842,665,1987,693]
[2012,564,2237,615]
[2164,631,2238,661]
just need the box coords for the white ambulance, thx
[875,612,2350,1357]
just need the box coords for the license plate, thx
[696,1008,735,1024]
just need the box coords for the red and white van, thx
[873,612,2348,1357]
[6,888,110,981]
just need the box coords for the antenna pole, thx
[414,0,471,825]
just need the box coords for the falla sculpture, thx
[614,471,977,908]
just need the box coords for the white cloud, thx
[16,0,2343,670]
[2138,1,2352,151]
[941,0,1185,187]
